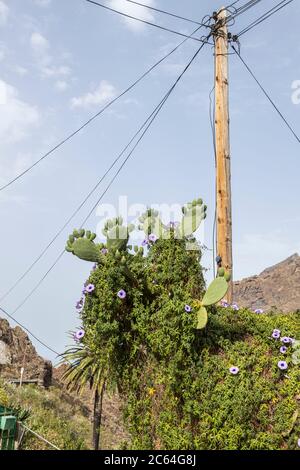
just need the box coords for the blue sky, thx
[0,0,300,361]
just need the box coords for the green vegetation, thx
[0,382,90,450]
[61,197,300,450]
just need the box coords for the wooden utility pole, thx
[214,8,233,302]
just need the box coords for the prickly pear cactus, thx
[66,229,100,263]
[178,199,207,238]
[102,217,134,252]
[193,268,231,329]
[138,198,207,242]
[139,209,167,239]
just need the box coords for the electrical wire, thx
[226,0,264,25]
[85,0,213,43]
[232,45,300,145]
[237,0,295,37]
[0,305,60,356]
[0,25,206,194]
[123,0,204,26]
[18,423,61,450]
[7,36,211,318]
[0,24,205,303]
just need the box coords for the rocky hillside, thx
[0,319,128,449]
[233,253,300,312]
[0,318,52,387]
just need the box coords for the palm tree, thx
[59,345,106,450]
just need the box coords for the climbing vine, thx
[64,198,300,450]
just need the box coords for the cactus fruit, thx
[218,267,225,277]
[66,230,100,263]
[196,306,208,330]
[224,272,231,282]
[201,277,229,307]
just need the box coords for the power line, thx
[123,0,203,26]
[233,0,263,17]
[0,27,207,194]
[232,45,300,145]
[237,0,295,37]
[0,25,205,303]
[0,305,60,356]
[7,36,211,318]
[85,0,212,43]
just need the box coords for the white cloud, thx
[42,65,71,78]
[55,80,68,92]
[0,79,40,144]
[0,1,9,27]
[107,0,155,32]
[33,0,51,6]
[30,32,73,81]
[30,32,72,79]
[30,32,50,55]
[70,80,116,109]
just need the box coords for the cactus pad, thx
[66,230,100,263]
[202,277,229,306]
[178,199,207,238]
[102,218,134,252]
[196,306,208,329]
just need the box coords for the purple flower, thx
[75,329,85,341]
[149,233,157,243]
[272,332,280,340]
[229,366,239,375]
[272,329,281,339]
[281,336,292,344]
[231,304,239,311]
[254,308,264,314]
[117,289,126,299]
[185,305,192,313]
[277,361,288,371]
[280,346,287,354]
[85,284,95,294]
[221,301,229,308]
[101,248,108,255]
[298,438,300,448]
[142,239,149,247]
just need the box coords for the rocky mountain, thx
[0,318,52,387]
[233,253,300,312]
